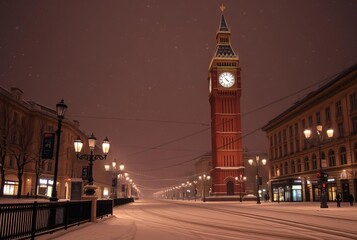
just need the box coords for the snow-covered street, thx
[38,199,357,240]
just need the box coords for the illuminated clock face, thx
[219,72,235,88]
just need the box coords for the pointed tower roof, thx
[209,4,238,69]
[218,14,229,32]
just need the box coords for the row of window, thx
[270,92,356,147]
[271,144,357,178]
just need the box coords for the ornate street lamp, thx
[50,99,67,202]
[235,174,247,202]
[304,124,333,208]
[74,133,110,195]
[248,156,267,204]
[104,160,125,198]
[199,174,211,202]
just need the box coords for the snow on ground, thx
[2,197,357,240]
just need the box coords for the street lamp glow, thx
[102,137,110,154]
[56,99,67,118]
[303,129,312,139]
[74,137,83,153]
[88,133,97,150]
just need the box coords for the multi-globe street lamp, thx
[50,99,67,202]
[199,174,210,202]
[235,174,246,202]
[248,156,267,204]
[74,133,110,195]
[304,124,333,208]
[104,160,124,198]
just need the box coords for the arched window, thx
[304,157,310,171]
[340,147,347,165]
[312,154,317,169]
[354,143,357,163]
[276,164,280,176]
[271,166,275,177]
[297,159,302,172]
[291,160,295,174]
[279,163,283,176]
[329,150,336,166]
[284,162,288,175]
[321,151,326,167]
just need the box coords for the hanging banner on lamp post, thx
[41,132,55,159]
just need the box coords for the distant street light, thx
[199,174,210,202]
[248,156,267,204]
[104,160,124,198]
[50,99,67,202]
[235,174,246,202]
[304,124,333,208]
[74,133,110,195]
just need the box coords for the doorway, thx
[227,181,234,195]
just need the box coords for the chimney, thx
[10,87,24,101]
[73,120,80,128]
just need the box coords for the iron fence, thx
[0,201,91,240]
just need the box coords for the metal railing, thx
[113,197,134,207]
[96,199,112,219]
[0,201,91,240]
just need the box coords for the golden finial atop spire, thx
[220,4,226,12]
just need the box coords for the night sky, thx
[1,1,356,194]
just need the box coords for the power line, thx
[67,114,209,126]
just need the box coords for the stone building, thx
[0,86,112,199]
[262,64,357,203]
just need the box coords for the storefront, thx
[38,178,54,197]
[4,180,18,195]
[312,178,337,202]
[271,179,303,202]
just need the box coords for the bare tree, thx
[11,117,35,198]
[0,101,11,197]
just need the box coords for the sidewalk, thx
[37,213,136,240]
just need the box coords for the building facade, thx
[208,6,244,197]
[262,64,357,202]
[0,86,112,199]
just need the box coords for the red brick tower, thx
[208,5,244,197]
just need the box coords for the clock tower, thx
[208,5,244,197]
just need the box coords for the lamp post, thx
[248,156,267,204]
[74,133,110,195]
[193,180,197,201]
[199,174,210,202]
[181,183,186,200]
[104,160,124,198]
[235,174,246,202]
[304,124,333,208]
[124,173,129,197]
[50,99,67,202]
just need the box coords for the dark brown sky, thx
[1,0,356,194]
